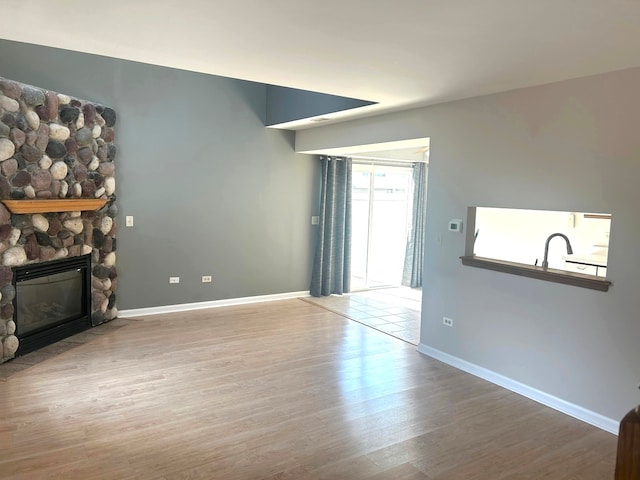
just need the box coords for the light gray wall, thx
[296,67,640,422]
[266,85,374,126]
[0,39,319,309]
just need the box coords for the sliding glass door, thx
[351,163,413,290]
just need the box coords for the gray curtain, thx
[310,156,352,297]
[402,162,427,288]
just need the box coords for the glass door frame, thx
[351,161,414,291]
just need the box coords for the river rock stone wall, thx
[0,76,117,363]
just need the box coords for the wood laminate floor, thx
[0,299,616,479]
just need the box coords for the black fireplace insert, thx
[13,254,92,356]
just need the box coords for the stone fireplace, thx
[0,76,117,363]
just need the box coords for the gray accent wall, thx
[296,67,640,423]
[0,39,319,309]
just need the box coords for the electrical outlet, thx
[202,275,212,283]
[169,276,180,284]
[443,317,453,327]
[125,216,134,227]
[311,216,320,225]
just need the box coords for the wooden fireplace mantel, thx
[1,199,108,214]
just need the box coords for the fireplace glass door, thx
[16,269,84,337]
[13,254,91,356]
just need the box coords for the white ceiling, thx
[3,0,640,130]
[304,138,431,162]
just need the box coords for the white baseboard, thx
[416,343,619,435]
[119,291,310,318]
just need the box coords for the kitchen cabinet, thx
[564,262,598,276]
[563,250,608,278]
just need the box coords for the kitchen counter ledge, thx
[460,255,611,292]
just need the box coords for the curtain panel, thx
[402,162,427,288]
[310,156,352,297]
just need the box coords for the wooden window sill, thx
[460,255,611,292]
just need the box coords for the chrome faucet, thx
[542,233,573,269]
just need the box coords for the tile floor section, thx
[303,287,421,345]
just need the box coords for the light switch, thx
[125,216,134,227]
[311,216,320,225]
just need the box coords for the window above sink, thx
[472,207,611,271]
[460,207,612,292]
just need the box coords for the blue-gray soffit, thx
[266,85,376,126]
